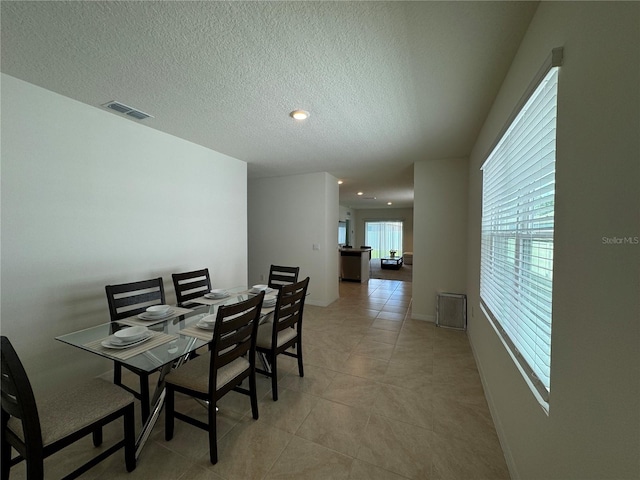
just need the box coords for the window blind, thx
[480,58,560,404]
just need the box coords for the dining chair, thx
[164,292,265,465]
[1,336,136,480]
[256,277,310,401]
[267,265,300,291]
[172,268,212,306]
[105,277,166,422]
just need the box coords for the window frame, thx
[364,220,404,259]
[479,48,563,411]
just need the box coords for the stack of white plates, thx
[204,289,228,299]
[115,325,148,342]
[262,294,277,307]
[102,326,153,349]
[196,313,217,330]
[250,284,274,295]
[137,305,173,320]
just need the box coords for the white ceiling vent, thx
[102,101,153,120]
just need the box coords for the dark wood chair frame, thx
[172,268,212,307]
[267,265,300,291]
[105,277,166,422]
[1,336,136,480]
[164,292,265,465]
[256,277,310,401]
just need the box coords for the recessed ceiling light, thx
[387,202,393,205]
[357,192,364,196]
[290,109,310,120]
[337,180,343,185]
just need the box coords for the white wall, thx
[248,172,339,307]
[466,3,639,479]
[1,74,248,394]
[412,158,468,321]
[338,205,353,223]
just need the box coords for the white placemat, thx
[117,306,193,327]
[179,324,214,342]
[84,331,178,360]
[179,305,274,341]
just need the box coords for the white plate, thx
[251,284,269,293]
[204,293,229,299]
[146,304,171,314]
[101,331,153,349]
[249,287,274,296]
[137,309,174,320]
[114,326,148,343]
[196,321,215,330]
[199,314,216,325]
[144,308,173,317]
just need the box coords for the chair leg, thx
[165,386,175,441]
[271,353,279,401]
[1,412,11,480]
[297,340,304,378]
[25,454,45,480]
[92,427,103,447]
[1,435,10,480]
[113,362,122,386]
[124,404,136,472]
[249,370,259,420]
[208,401,218,464]
[0,457,8,480]
[139,373,150,423]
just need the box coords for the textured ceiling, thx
[1,1,537,209]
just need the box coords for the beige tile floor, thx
[10,279,510,480]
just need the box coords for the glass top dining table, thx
[55,285,276,459]
[55,286,275,373]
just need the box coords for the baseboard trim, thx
[467,333,519,480]
[410,312,436,323]
[306,298,334,307]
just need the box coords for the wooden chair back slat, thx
[1,336,45,459]
[105,278,165,321]
[209,292,264,396]
[268,265,300,290]
[172,269,212,305]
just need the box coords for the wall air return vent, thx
[102,101,153,120]
[436,293,467,330]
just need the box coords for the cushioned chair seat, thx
[256,322,297,349]
[7,378,134,447]
[164,354,250,392]
[1,335,136,479]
